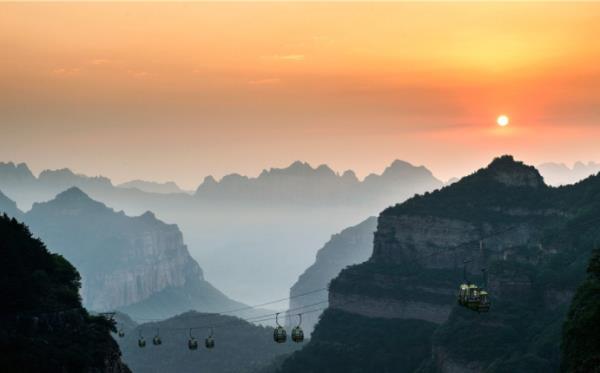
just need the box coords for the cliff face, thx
[279,156,600,373]
[288,217,377,334]
[23,187,238,314]
[0,215,130,373]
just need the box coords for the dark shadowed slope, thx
[0,215,130,373]
[561,248,600,373]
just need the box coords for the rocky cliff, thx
[278,156,600,373]
[23,187,242,315]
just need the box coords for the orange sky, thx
[1,2,599,188]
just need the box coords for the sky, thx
[1,2,599,189]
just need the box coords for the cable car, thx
[138,330,146,348]
[291,314,304,343]
[188,329,198,350]
[152,328,162,346]
[273,313,287,343]
[117,328,125,338]
[457,260,491,313]
[205,328,215,349]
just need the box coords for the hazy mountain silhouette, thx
[194,159,442,206]
[22,187,245,319]
[538,161,600,186]
[0,159,443,304]
[0,214,130,372]
[277,156,600,372]
[117,179,188,194]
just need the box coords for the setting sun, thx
[497,115,509,127]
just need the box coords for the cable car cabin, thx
[291,326,304,343]
[188,338,198,350]
[273,326,287,343]
[205,336,215,349]
[138,338,146,348]
[457,283,486,312]
[117,329,125,338]
[152,336,162,346]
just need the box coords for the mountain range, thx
[275,156,600,373]
[0,187,246,320]
[0,159,444,304]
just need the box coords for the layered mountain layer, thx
[0,160,443,304]
[0,187,243,317]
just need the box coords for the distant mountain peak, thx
[55,186,91,201]
[0,161,35,180]
[341,170,359,183]
[485,155,544,188]
[139,210,157,221]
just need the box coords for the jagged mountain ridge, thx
[194,160,443,205]
[0,214,130,372]
[13,187,244,317]
[278,156,600,373]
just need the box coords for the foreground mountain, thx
[23,187,244,317]
[288,217,377,334]
[116,311,300,373]
[277,156,600,373]
[561,248,600,373]
[0,215,130,372]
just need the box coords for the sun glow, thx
[497,115,509,127]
